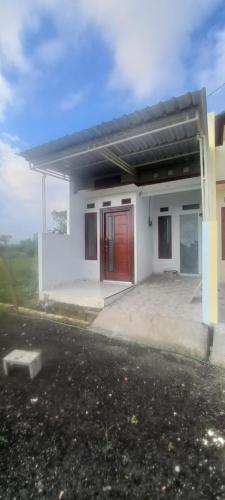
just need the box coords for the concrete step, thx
[0,302,96,329]
[38,300,99,324]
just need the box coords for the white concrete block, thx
[3,349,42,379]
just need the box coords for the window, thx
[160,207,169,213]
[86,203,95,209]
[121,198,131,205]
[222,207,225,261]
[85,213,97,260]
[102,201,111,207]
[158,216,172,259]
[182,204,200,211]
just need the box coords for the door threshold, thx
[180,273,201,277]
[103,280,133,285]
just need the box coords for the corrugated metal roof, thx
[20,88,207,177]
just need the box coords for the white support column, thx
[202,221,210,324]
[201,114,218,325]
[42,174,47,233]
[39,174,47,295]
[38,233,43,293]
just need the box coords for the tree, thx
[18,237,37,257]
[51,210,67,234]
[0,235,12,247]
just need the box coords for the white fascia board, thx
[77,178,201,199]
[80,183,139,199]
[140,177,201,197]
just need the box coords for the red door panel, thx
[102,207,133,282]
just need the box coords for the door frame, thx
[100,205,134,283]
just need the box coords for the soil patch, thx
[0,312,225,499]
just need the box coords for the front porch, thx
[92,273,206,358]
[40,280,133,309]
[38,178,203,308]
[38,273,206,358]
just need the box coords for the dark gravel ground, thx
[0,312,225,500]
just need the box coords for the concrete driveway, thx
[92,274,207,359]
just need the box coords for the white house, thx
[21,89,218,326]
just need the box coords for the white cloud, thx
[0,0,82,70]
[79,0,221,100]
[0,0,34,119]
[0,140,41,203]
[60,90,86,111]
[0,140,68,240]
[0,0,223,120]
[0,74,13,121]
[0,132,28,152]
[1,132,21,144]
[197,24,225,110]
[0,1,30,70]
[0,0,85,120]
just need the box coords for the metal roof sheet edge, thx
[19,88,207,163]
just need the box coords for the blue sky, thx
[0,0,225,240]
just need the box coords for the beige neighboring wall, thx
[217,143,225,182]
[216,142,225,283]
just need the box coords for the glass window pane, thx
[180,213,198,273]
[85,213,97,260]
[108,216,114,272]
[158,216,172,259]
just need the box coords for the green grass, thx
[0,252,38,306]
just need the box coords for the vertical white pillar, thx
[201,114,218,325]
[38,233,43,293]
[40,174,47,294]
[42,174,47,234]
[202,222,210,324]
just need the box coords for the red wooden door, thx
[102,207,133,282]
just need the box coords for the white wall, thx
[38,186,85,291]
[69,182,138,282]
[68,185,85,278]
[151,190,202,274]
[39,181,203,291]
[38,233,82,290]
[135,194,153,282]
